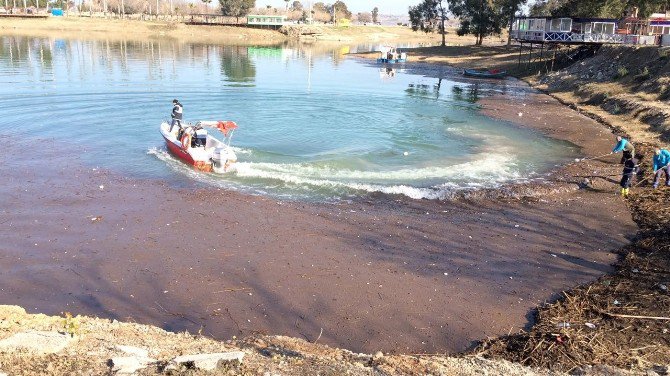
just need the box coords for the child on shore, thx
[620,154,639,197]
[652,148,670,189]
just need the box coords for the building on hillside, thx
[649,13,670,35]
[246,14,286,29]
[511,17,624,43]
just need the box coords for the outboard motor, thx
[211,146,237,171]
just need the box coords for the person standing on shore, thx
[619,154,638,197]
[612,136,635,164]
[169,99,184,133]
[652,148,670,189]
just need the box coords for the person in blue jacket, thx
[652,148,670,189]
[612,136,635,164]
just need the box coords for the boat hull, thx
[377,58,407,64]
[463,69,507,79]
[159,123,215,172]
[161,133,214,172]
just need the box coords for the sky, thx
[261,0,417,15]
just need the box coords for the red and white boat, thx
[159,120,239,173]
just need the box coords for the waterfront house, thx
[246,14,286,29]
[511,16,623,43]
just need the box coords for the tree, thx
[497,0,527,46]
[289,0,302,11]
[372,6,379,23]
[408,0,449,46]
[357,11,372,23]
[331,0,352,20]
[201,0,212,12]
[528,0,667,19]
[447,0,501,45]
[312,1,327,12]
[219,0,254,21]
[529,0,565,15]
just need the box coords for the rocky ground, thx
[0,305,654,375]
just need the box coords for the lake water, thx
[0,36,576,200]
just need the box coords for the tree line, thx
[410,0,669,46]
[409,0,525,46]
[218,0,381,24]
[530,0,669,18]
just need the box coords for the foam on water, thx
[149,145,528,200]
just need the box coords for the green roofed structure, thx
[247,15,286,29]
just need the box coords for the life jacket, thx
[172,103,183,120]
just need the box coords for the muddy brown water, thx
[0,88,636,353]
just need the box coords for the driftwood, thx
[600,311,670,321]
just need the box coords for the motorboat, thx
[377,46,407,64]
[159,120,238,173]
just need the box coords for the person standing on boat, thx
[612,136,635,164]
[169,99,184,133]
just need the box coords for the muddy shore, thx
[0,74,636,355]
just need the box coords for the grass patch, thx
[617,66,629,78]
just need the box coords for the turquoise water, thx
[0,36,576,199]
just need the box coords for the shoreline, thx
[0,17,443,46]
[0,77,637,356]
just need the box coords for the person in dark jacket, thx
[169,99,183,133]
[619,154,638,197]
[612,136,635,164]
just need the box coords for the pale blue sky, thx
[261,0,415,15]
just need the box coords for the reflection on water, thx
[406,79,443,100]
[380,67,396,79]
[221,46,256,86]
[0,34,576,200]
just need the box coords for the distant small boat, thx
[463,68,507,79]
[377,46,407,64]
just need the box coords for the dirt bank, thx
[533,45,670,144]
[0,17,286,45]
[0,17,443,46]
[0,304,612,375]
